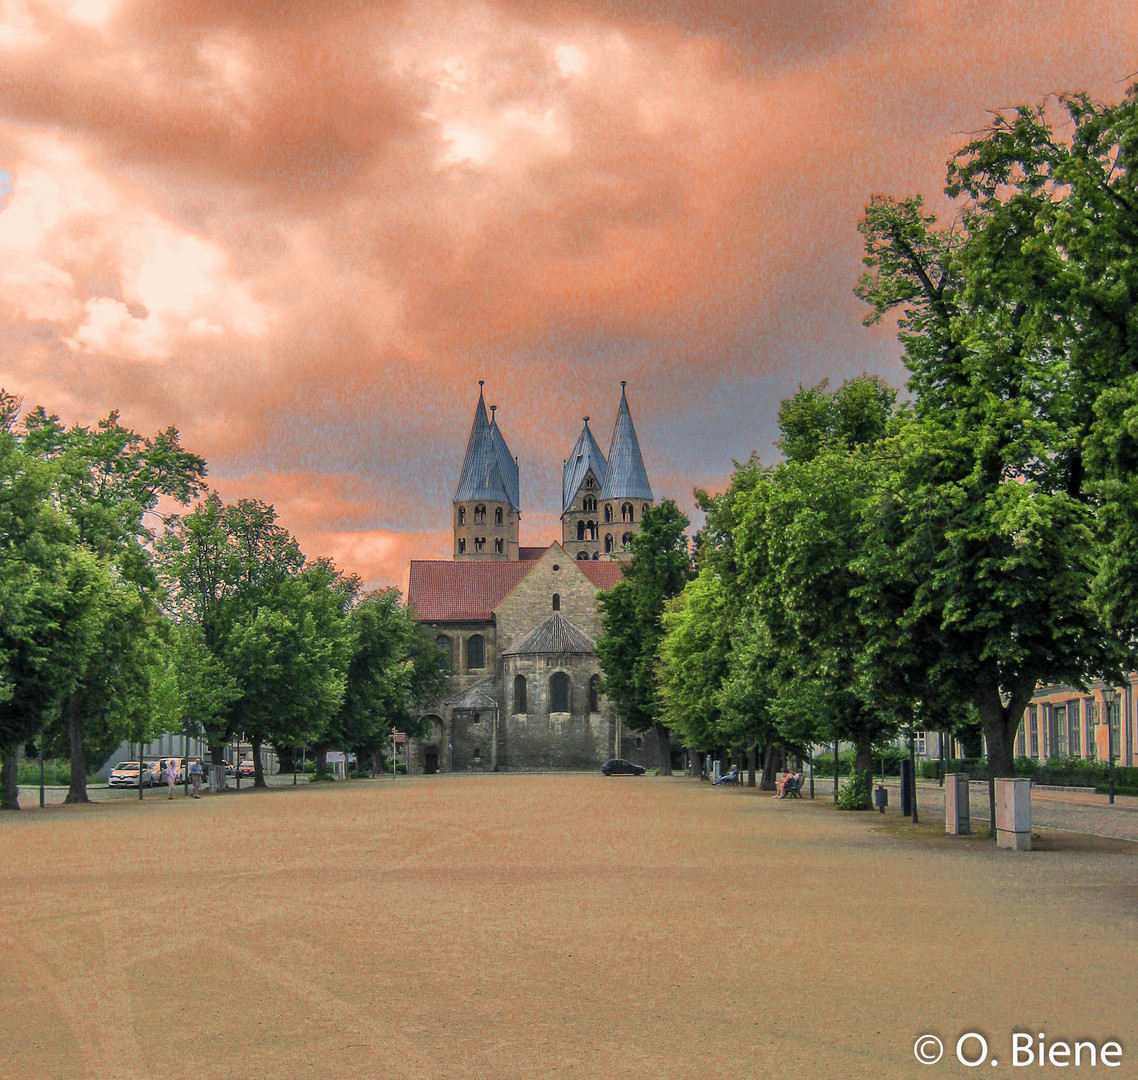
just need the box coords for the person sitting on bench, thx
[713,765,739,786]
[773,767,799,798]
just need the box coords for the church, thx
[406,381,662,773]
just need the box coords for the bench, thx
[784,774,805,798]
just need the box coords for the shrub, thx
[835,769,871,811]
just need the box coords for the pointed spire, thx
[600,382,652,501]
[562,414,608,513]
[488,405,520,511]
[453,384,515,506]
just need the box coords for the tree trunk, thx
[854,730,874,807]
[759,740,778,791]
[251,734,267,788]
[654,723,672,776]
[975,681,1031,839]
[746,743,756,788]
[1,745,20,811]
[63,694,89,804]
[314,742,329,781]
[277,745,297,775]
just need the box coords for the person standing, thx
[189,758,203,798]
[164,758,177,798]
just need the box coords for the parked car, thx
[601,758,646,776]
[108,762,153,788]
[141,760,164,785]
[237,759,255,778]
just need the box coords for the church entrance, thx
[424,746,439,774]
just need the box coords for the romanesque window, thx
[474,537,486,552]
[495,538,503,554]
[622,502,634,522]
[577,520,585,541]
[643,504,650,518]
[622,532,633,549]
[458,507,466,524]
[495,507,503,525]
[552,593,560,612]
[577,552,589,560]
[583,496,597,513]
[586,521,597,540]
[435,635,451,671]
[457,538,466,554]
[604,504,613,523]
[604,534,613,554]
[514,675,527,714]
[474,504,486,523]
[589,675,601,713]
[550,671,570,713]
[467,635,485,670]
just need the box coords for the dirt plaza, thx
[1,775,1134,1080]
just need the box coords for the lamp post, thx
[1102,687,1119,806]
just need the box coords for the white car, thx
[108,762,154,788]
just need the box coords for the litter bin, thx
[873,785,888,813]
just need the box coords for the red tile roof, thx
[408,561,533,623]
[578,560,625,591]
[518,546,547,561]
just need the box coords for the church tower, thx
[598,382,653,559]
[453,382,520,561]
[561,416,608,560]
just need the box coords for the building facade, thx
[407,382,660,773]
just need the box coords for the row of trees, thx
[605,87,1138,817]
[0,395,443,810]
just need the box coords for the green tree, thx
[596,500,692,774]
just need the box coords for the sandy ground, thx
[1,775,1134,1080]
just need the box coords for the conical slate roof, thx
[600,383,653,501]
[503,613,596,656]
[561,418,607,514]
[453,385,519,509]
[489,408,520,511]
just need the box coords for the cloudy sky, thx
[1,0,1135,588]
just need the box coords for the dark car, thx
[601,758,645,776]
[237,759,255,778]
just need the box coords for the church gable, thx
[493,543,606,656]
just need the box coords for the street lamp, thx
[1102,687,1119,806]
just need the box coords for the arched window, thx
[495,507,503,525]
[552,593,560,612]
[592,553,599,560]
[604,534,614,553]
[435,635,451,670]
[550,671,570,713]
[474,537,486,552]
[643,504,650,518]
[604,504,613,523]
[494,538,503,554]
[514,675,527,714]
[589,675,601,713]
[622,502,634,522]
[577,552,589,560]
[586,521,597,540]
[474,504,486,523]
[457,538,466,554]
[583,495,597,513]
[458,507,466,524]
[622,532,633,549]
[577,520,585,541]
[467,635,485,670]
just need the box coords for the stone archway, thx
[424,746,439,774]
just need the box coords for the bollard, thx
[995,778,1032,850]
[945,772,970,835]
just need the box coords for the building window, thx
[604,534,613,553]
[458,507,466,524]
[577,552,589,560]
[621,532,633,549]
[495,507,503,525]
[577,520,585,541]
[604,504,613,523]
[552,593,560,612]
[467,635,485,670]
[1028,705,1038,758]
[457,538,466,554]
[915,731,926,756]
[622,502,633,522]
[586,521,597,540]
[474,504,486,523]
[583,495,597,512]
[1087,700,1099,759]
[495,538,503,554]
[1054,704,1068,757]
[1015,720,1025,758]
[643,504,650,518]
[514,675,527,714]
[435,635,451,671]
[1068,700,1081,758]
[589,675,601,713]
[474,537,486,552]
[550,671,570,713]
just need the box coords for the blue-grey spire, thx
[489,405,520,511]
[453,383,516,507]
[562,416,607,514]
[600,382,653,501]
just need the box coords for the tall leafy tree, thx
[596,500,692,774]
